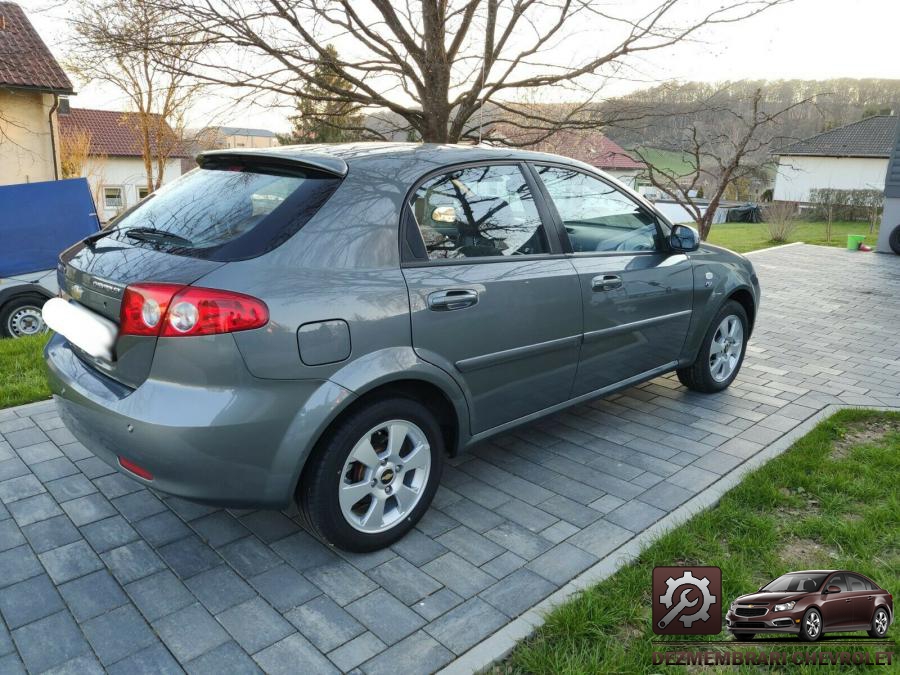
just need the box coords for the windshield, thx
[761,573,828,593]
[106,163,341,261]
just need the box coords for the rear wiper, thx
[124,227,194,248]
[83,228,118,249]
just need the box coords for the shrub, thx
[763,200,799,242]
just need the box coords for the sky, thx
[15,0,900,134]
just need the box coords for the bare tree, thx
[630,87,816,239]
[68,0,202,190]
[139,0,790,143]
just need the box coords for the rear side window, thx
[107,162,342,261]
[410,164,549,260]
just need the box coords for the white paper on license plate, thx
[42,297,118,360]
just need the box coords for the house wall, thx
[224,133,278,149]
[773,155,888,202]
[81,156,182,222]
[0,88,61,186]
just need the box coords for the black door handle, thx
[592,274,623,292]
[427,289,478,311]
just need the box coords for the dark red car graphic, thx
[726,570,893,641]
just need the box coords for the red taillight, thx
[120,284,268,337]
[120,283,182,336]
[118,456,153,480]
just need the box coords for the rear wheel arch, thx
[318,378,460,459]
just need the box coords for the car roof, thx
[784,570,839,574]
[199,142,598,178]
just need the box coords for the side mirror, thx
[669,224,700,252]
[431,205,458,224]
[825,585,841,594]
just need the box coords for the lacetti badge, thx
[89,279,120,294]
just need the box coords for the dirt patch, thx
[781,538,838,568]
[830,419,900,460]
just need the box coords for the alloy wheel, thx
[338,420,431,533]
[874,609,888,636]
[805,611,821,638]
[709,314,743,382]
[8,306,47,337]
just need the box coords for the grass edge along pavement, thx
[0,332,51,409]
[706,220,879,254]
[503,409,899,674]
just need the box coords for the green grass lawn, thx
[0,333,52,409]
[707,221,879,254]
[507,409,899,674]
[632,148,697,176]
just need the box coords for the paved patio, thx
[0,244,898,674]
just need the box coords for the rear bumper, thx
[45,334,353,508]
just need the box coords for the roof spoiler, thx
[197,149,349,177]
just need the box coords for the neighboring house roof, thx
[776,116,897,158]
[59,108,189,158]
[489,126,644,171]
[554,132,645,170]
[0,2,73,94]
[217,126,278,138]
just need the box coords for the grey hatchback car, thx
[44,143,759,551]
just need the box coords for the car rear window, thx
[106,161,342,261]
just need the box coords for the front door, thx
[820,574,854,629]
[402,163,582,434]
[531,164,694,395]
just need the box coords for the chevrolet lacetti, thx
[44,143,760,551]
[727,570,893,641]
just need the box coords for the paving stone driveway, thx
[0,244,898,674]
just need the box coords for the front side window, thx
[534,165,660,253]
[410,164,548,260]
[103,187,123,209]
[106,161,342,261]
[827,574,848,591]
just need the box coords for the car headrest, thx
[802,580,816,591]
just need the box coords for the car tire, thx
[0,293,49,338]
[296,396,444,552]
[889,224,900,255]
[733,633,755,641]
[677,300,748,393]
[799,607,823,642]
[868,607,890,638]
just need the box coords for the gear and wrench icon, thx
[658,570,717,628]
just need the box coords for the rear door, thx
[402,162,582,434]
[530,164,694,396]
[845,574,876,626]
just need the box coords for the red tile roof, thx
[526,130,645,170]
[0,2,73,93]
[59,108,189,158]
[490,125,644,171]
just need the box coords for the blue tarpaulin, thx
[0,178,100,277]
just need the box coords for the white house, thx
[59,107,187,222]
[773,116,896,202]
